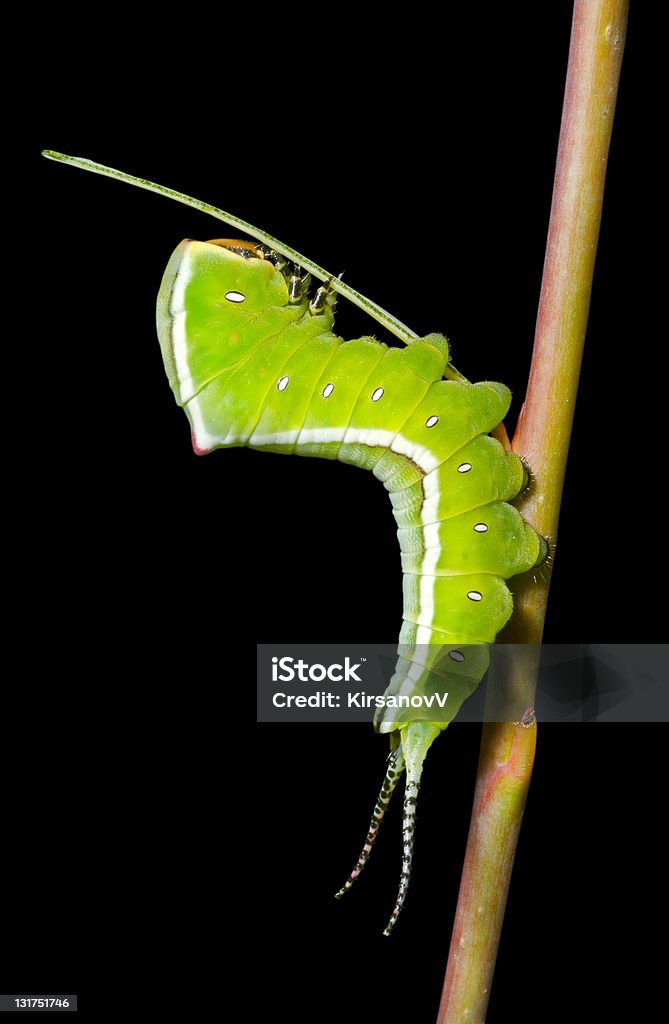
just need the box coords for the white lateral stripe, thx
[172,312,196,404]
[414,606,440,629]
[169,248,197,406]
[397,659,428,696]
[343,426,396,449]
[169,246,191,315]
[418,474,440,646]
[418,571,435,635]
[423,472,441,498]
[415,625,434,646]
[423,522,441,550]
[249,429,301,446]
[297,427,347,445]
[187,393,217,451]
[421,493,441,522]
[392,435,439,473]
[188,396,444,649]
[235,427,441,475]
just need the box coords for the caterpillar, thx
[43,151,547,935]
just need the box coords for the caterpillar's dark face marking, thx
[206,238,262,257]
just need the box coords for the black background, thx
[8,4,663,1019]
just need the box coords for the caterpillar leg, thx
[309,275,338,316]
[334,746,405,900]
[288,264,310,304]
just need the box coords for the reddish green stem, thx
[437,3,628,1021]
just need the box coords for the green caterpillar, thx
[43,151,546,935]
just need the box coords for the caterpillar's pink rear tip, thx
[191,431,211,456]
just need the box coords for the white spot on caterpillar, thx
[224,290,246,303]
[458,462,472,473]
[467,591,483,602]
[449,650,465,662]
[474,523,488,533]
[425,415,439,428]
[322,383,335,398]
[372,387,385,402]
[277,375,290,392]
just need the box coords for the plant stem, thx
[437,3,628,1021]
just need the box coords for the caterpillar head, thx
[156,239,312,409]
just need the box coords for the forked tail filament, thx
[383,778,419,936]
[335,748,405,900]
